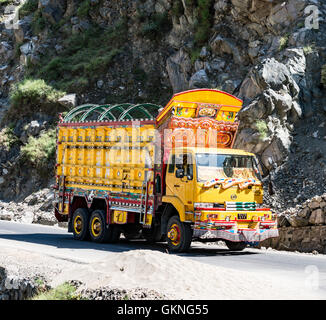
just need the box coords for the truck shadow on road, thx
[0,231,259,257]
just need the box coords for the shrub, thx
[19,0,38,18]
[0,127,18,151]
[279,34,289,51]
[255,120,269,140]
[321,64,326,88]
[21,128,56,168]
[10,79,65,110]
[77,0,91,18]
[31,10,47,34]
[31,282,80,300]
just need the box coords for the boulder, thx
[288,215,309,227]
[58,94,77,108]
[308,201,320,210]
[309,209,325,225]
[13,16,32,43]
[0,42,14,60]
[297,207,311,219]
[166,49,191,93]
[210,35,248,65]
[188,70,209,89]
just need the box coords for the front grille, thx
[237,213,247,220]
[225,202,256,211]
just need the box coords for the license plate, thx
[237,213,247,220]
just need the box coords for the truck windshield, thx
[196,153,260,182]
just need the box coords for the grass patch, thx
[21,128,56,168]
[190,47,201,64]
[194,0,214,46]
[10,79,65,110]
[19,0,38,18]
[31,282,80,300]
[31,10,47,34]
[0,127,19,151]
[255,120,269,140]
[279,34,289,51]
[27,20,127,91]
[321,64,326,88]
[77,0,91,18]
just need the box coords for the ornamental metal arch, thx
[98,103,134,121]
[119,103,160,120]
[80,105,110,122]
[62,103,162,123]
[63,104,98,122]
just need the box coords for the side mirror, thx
[175,168,184,179]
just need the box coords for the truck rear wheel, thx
[166,216,192,253]
[89,210,120,243]
[72,208,90,241]
[142,225,164,243]
[225,240,247,251]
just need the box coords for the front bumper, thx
[193,228,279,243]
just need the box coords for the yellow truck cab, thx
[54,89,278,252]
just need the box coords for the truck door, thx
[165,152,195,211]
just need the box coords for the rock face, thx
[0,267,40,300]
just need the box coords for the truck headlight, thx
[194,203,214,209]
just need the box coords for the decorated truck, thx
[54,89,278,252]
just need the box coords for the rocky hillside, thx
[0,0,325,215]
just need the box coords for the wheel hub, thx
[168,224,181,245]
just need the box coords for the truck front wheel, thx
[166,216,192,253]
[225,240,247,251]
[72,208,90,241]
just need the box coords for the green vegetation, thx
[77,0,91,18]
[190,47,200,64]
[21,128,56,168]
[0,127,19,151]
[255,120,269,140]
[31,282,80,300]
[194,0,214,46]
[10,79,65,110]
[303,45,315,55]
[0,0,14,5]
[139,12,171,41]
[321,64,326,88]
[27,20,127,91]
[31,10,47,34]
[279,34,289,51]
[172,0,184,18]
[19,0,38,19]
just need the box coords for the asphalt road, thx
[1,220,326,298]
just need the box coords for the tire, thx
[89,210,121,243]
[142,225,164,243]
[166,216,192,253]
[225,240,247,251]
[72,208,90,241]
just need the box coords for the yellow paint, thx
[57,124,155,194]
[113,210,128,224]
[157,89,242,125]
